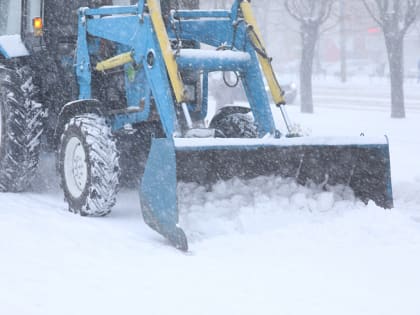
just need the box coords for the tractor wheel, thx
[58,114,120,216]
[210,109,258,138]
[0,65,44,192]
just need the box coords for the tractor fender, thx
[209,105,251,127]
[54,99,104,147]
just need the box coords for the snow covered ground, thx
[1,77,420,315]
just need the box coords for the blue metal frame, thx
[76,5,179,136]
[74,0,276,136]
[0,46,8,59]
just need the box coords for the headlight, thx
[32,17,43,37]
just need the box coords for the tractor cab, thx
[0,0,135,59]
[0,0,44,58]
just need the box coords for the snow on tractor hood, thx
[0,35,29,58]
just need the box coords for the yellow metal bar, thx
[240,1,286,105]
[148,0,185,103]
[95,52,134,72]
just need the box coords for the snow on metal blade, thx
[174,136,388,149]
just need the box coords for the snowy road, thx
[1,77,420,315]
[1,186,420,315]
[312,78,420,112]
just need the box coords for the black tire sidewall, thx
[211,112,258,138]
[0,86,7,162]
[0,76,17,166]
[0,65,44,192]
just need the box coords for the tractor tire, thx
[0,65,44,192]
[58,114,120,216]
[210,111,258,138]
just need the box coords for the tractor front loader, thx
[0,0,392,251]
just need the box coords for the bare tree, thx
[339,0,347,82]
[285,0,335,113]
[362,0,420,118]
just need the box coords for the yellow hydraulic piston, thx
[239,0,286,106]
[95,52,134,72]
[148,0,185,103]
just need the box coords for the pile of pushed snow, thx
[178,176,362,242]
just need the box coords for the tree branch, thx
[361,0,384,27]
[319,0,335,24]
[401,0,420,33]
[284,0,306,22]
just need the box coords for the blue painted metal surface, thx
[176,50,251,72]
[137,0,146,16]
[139,28,178,137]
[140,138,188,251]
[76,9,92,99]
[74,0,274,135]
[241,43,277,135]
[75,9,178,136]
[173,10,231,19]
[0,44,9,59]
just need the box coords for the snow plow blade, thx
[140,136,393,251]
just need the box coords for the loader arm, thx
[148,0,185,104]
[75,4,180,137]
[239,0,286,107]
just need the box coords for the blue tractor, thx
[0,0,393,250]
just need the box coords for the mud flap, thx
[140,136,393,250]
